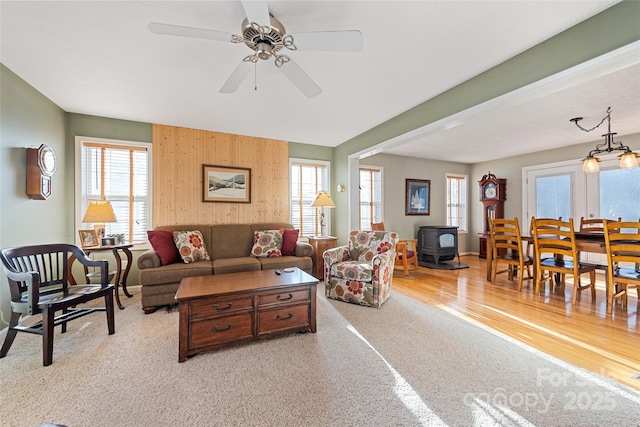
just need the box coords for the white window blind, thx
[80,140,150,243]
[446,174,467,232]
[359,167,382,230]
[290,160,329,237]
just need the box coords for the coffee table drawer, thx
[258,288,310,307]
[190,313,253,348]
[257,304,310,335]
[190,296,253,320]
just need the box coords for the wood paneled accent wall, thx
[152,124,290,226]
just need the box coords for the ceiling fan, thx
[148,1,363,98]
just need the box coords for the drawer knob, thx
[277,293,293,301]
[276,312,293,321]
[213,323,232,332]
[213,302,233,311]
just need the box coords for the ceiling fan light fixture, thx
[150,3,362,98]
[256,42,272,60]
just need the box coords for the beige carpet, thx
[1,286,639,427]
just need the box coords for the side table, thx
[308,236,337,279]
[70,243,134,309]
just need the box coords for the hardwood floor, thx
[391,255,640,391]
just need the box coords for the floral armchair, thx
[323,230,399,308]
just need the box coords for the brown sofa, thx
[137,222,313,313]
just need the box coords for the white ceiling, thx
[2,1,639,163]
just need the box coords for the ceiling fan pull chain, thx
[254,62,257,91]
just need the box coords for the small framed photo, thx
[101,237,116,247]
[78,229,99,248]
[405,179,430,216]
[203,164,251,203]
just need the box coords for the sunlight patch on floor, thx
[436,304,640,405]
[346,324,448,427]
[481,305,629,365]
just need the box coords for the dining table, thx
[487,230,640,310]
[485,231,608,282]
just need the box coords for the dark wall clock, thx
[26,144,56,200]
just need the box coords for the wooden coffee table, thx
[175,267,318,362]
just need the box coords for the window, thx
[535,174,572,219]
[446,174,467,232]
[588,163,640,221]
[359,167,383,230]
[76,137,152,244]
[524,161,585,230]
[290,159,330,237]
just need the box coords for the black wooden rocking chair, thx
[0,243,115,366]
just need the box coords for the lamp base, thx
[94,223,105,240]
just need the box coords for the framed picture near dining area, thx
[406,179,430,215]
[202,164,251,203]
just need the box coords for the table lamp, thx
[310,190,335,237]
[82,200,117,240]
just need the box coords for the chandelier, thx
[570,107,638,173]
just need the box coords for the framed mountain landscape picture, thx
[202,164,251,203]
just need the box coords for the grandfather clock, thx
[478,172,506,258]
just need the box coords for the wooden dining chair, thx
[577,217,621,269]
[531,217,596,304]
[489,217,533,291]
[371,222,418,276]
[579,217,606,233]
[603,220,640,315]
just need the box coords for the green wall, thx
[1,64,68,329]
[288,141,332,162]
[361,154,472,253]
[0,65,154,329]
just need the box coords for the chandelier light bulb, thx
[582,157,600,173]
[619,152,639,169]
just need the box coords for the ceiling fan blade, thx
[241,1,270,27]
[148,22,235,43]
[219,60,253,93]
[288,30,363,52]
[277,58,322,99]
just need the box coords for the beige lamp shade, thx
[82,200,117,223]
[82,200,117,240]
[310,190,336,208]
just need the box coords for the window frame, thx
[359,166,383,230]
[75,136,153,246]
[446,173,468,233]
[289,158,331,237]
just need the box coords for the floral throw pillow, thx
[173,230,210,264]
[251,229,284,258]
